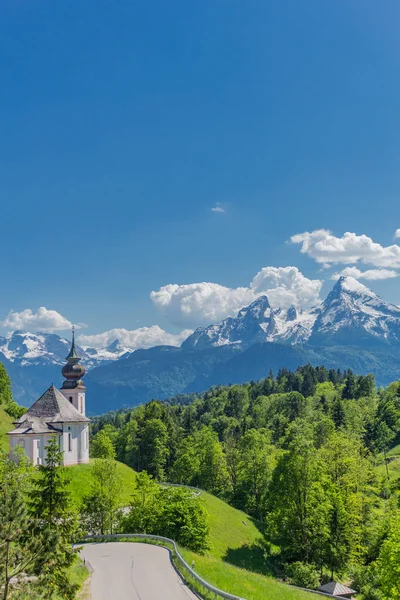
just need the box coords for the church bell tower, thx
[60,327,86,415]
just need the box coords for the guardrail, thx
[77,534,349,600]
[78,533,245,600]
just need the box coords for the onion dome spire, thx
[66,326,80,362]
[61,326,86,389]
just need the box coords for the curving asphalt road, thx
[79,542,198,600]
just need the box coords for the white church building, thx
[8,329,90,466]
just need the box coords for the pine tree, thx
[342,372,357,399]
[332,398,346,428]
[29,437,79,599]
[0,454,53,600]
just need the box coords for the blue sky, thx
[2,1,400,347]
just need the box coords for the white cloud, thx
[77,325,192,349]
[251,266,323,308]
[1,307,83,332]
[291,229,400,268]
[150,266,322,327]
[211,203,225,213]
[330,266,399,281]
[394,229,400,239]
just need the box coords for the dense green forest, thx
[92,365,400,599]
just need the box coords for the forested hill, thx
[91,364,400,597]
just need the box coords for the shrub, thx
[285,562,320,589]
[120,474,210,554]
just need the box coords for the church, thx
[8,329,90,466]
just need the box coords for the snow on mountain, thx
[182,295,317,349]
[0,331,132,368]
[2,276,400,375]
[182,276,400,349]
[310,276,400,345]
[83,339,132,362]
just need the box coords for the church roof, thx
[13,385,90,425]
[8,417,63,435]
[318,582,356,596]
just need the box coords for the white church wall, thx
[62,423,89,465]
[60,388,86,415]
[9,433,61,466]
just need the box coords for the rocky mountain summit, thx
[0,330,132,368]
[183,276,400,350]
[182,295,316,349]
[310,276,400,345]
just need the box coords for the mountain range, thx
[3,276,400,413]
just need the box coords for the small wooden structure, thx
[318,582,357,598]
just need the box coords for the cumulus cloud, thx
[1,307,83,332]
[211,203,225,213]
[330,267,399,281]
[251,267,323,308]
[151,266,322,327]
[291,229,400,268]
[395,229,400,239]
[77,325,192,349]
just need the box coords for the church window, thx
[69,396,73,404]
[68,432,72,452]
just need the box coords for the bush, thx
[120,474,210,554]
[285,562,320,589]
[350,565,383,600]
[5,400,26,419]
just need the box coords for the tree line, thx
[91,364,400,599]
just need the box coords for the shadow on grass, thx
[223,542,274,577]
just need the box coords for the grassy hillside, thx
[186,492,315,599]
[70,462,314,599]
[67,459,137,506]
[180,550,316,600]
[199,491,266,572]
[0,406,13,452]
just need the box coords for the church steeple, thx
[61,327,86,390]
[65,326,80,363]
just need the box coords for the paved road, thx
[80,542,198,600]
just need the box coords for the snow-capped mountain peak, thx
[182,276,400,350]
[182,295,316,349]
[0,331,133,368]
[310,276,400,344]
[337,275,375,296]
[237,295,271,320]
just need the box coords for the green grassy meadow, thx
[200,491,264,559]
[67,459,137,506]
[179,550,316,600]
